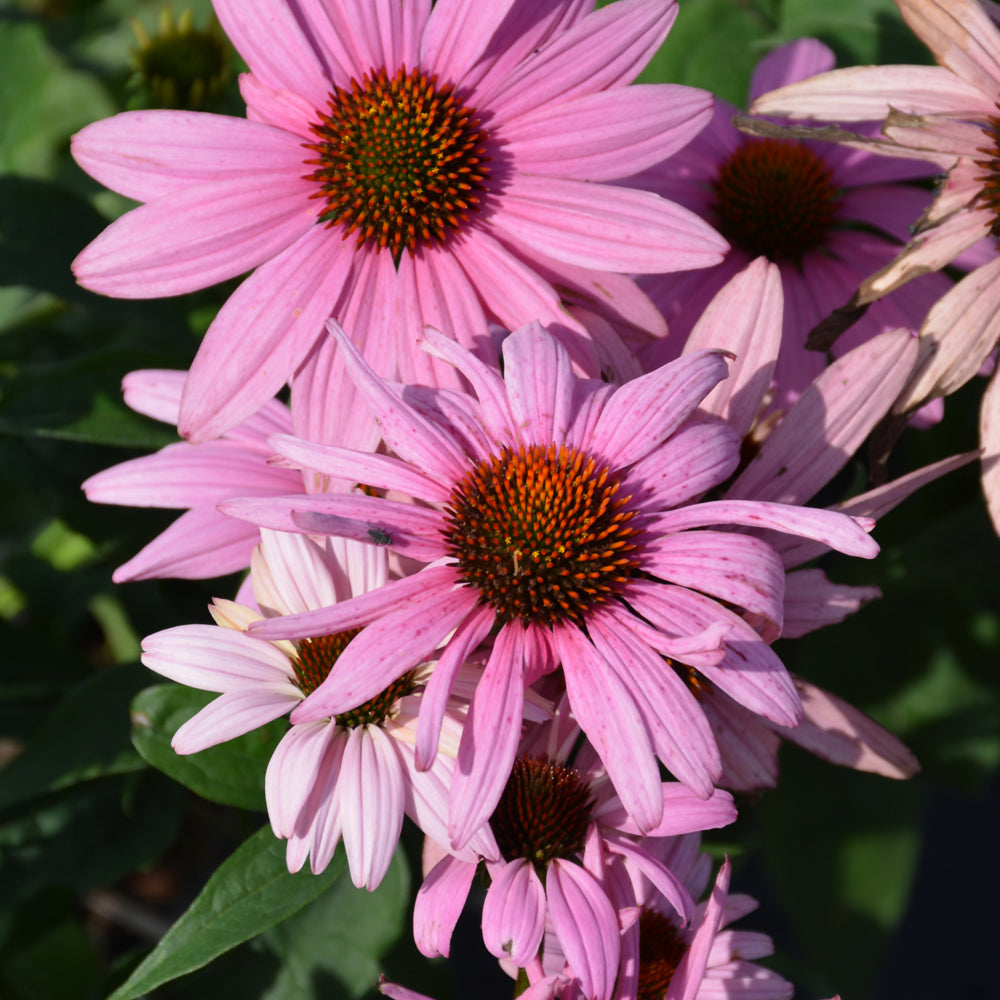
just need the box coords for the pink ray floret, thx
[222,320,878,842]
[71,0,727,442]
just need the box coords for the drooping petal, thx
[481,859,547,966]
[265,720,332,838]
[413,854,477,958]
[665,860,730,1000]
[171,685,300,753]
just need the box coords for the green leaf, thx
[107,825,348,1000]
[131,684,287,811]
[262,849,410,999]
[0,664,147,813]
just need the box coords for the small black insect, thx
[367,526,392,545]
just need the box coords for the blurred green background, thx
[1,1,998,998]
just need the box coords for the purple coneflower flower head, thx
[413,714,736,1000]
[635,37,952,411]
[71,0,726,442]
[222,321,879,846]
[140,529,493,887]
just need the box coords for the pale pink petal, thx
[751,64,996,119]
[411,249,492,357]
[728,328,919,505]
[213,0,331,107]
[71,112,308,202]
[683,258,782,439]
[296,730,348,873]
[897,0,1000,98]
[265,720,332,838]
[119,369,185,424]
[590,350,731,469]
[490,175,728,273]
[775,677,920,779]
[547,860,620,1000]
[896,256,1000,412]
[72,174,317,298]
[178,226,352,442]
[171,685,299,754]
[780,568,881,639]
[555,626,663,833]
[777,452,978,568]
[240,73,318,138]
[141,624,297,690]
[503,85,712,182]
[82,442,296,508]
[701,691,781,793]
[252,530,344,617]
[487,0,677,121]
[413,854,477,958]
[449,625,526,849]
[481,859,546,966]
[340,725,405,888]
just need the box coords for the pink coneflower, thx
[71,0,726,442]
[751,0,1000,528]
[221,321,879,845]
[412,723,736,1000]
[82,370,302,581]
[140,529,493,888]
[634,37,952,410]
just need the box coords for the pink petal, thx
[555,626,663,832]
[295,584,479,722]
[642,531,786,642]
[593,351,731,472]
[547,860,620,1000]
[110,506,262,582]
[72,174,317,298]
[421,0,518,83]
[648,501,879,560]
[502,322,576,447]
[601,834,694,925]
[171,685,298,754]
[776,677,920,780]
[178,226,353,442]
[449,625,526,849]
[490,174,727,273]
[503,84,712,182]
[748,38,836,101]
[71,112,308,202]
[141,624,296,691]
[597,785,736,838]
[213,0,331,108]
[340,725,405,888]
[119,369,185,424]
[727,329,918,505]
[780,568,881,639]
[751,64,996,119]
[683,258,782,439]
[982,365,1000,535]
[665,860,730,1000]
[481,859,547,966]
[413,854,477,958]
[487,0,677,121]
